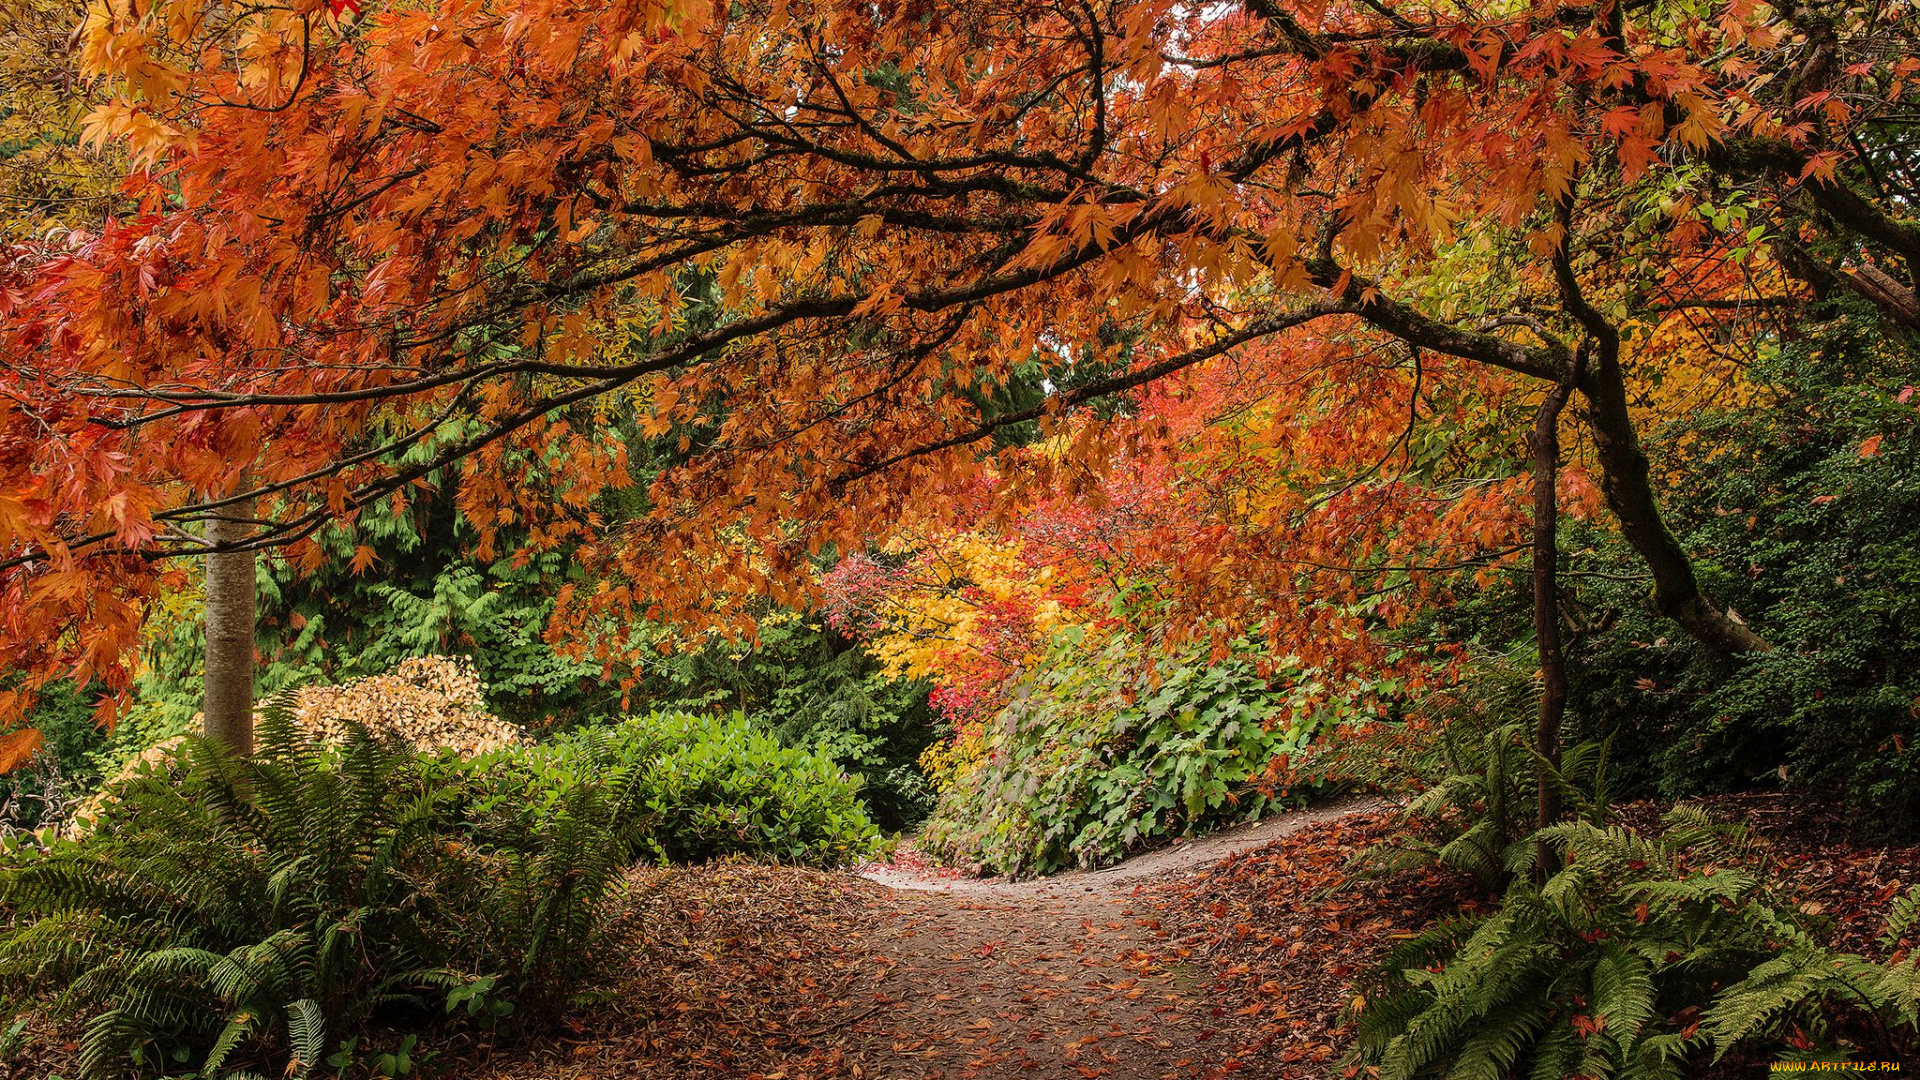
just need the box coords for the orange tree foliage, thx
[1,0,1916,737]
[823,332,1580,722]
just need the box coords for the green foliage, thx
[0,698,632,1079]
[1353,808,1920,1077]
[1,681,109,834]
[1566,334,1920,831]
[922,629,1375,877]
[134,464,625,742]
[279,557,611,722]
[1330,656,1611,888]
[449,709,884,868]
[637,616,938,831]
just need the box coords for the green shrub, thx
[451,710,883,868]
[637,616,940,831]
[1353,807,1920,1077]
[921,630,1375,877]
[0,700,631,1079]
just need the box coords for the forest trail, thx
[458,798,1389,1080]
[860,799,1385,899]
[849,799,1385,1079]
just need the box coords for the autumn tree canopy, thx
[1,0,1914,731]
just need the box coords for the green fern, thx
[0,695,631,1078]
[1353,806,1920,1077]
[1338,654,1615,890]
[1882,885,1920,950]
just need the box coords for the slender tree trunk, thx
[203,496,257,757]
[1532,382,1574,857]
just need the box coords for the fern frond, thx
[1703,955,1831,1055]
[1881,885,1920,951]
[1859,953,1920,1028]
[284,997,326,1079]
[201,1007,261,1078]
[1444,996,1553,1080]
[1618,1031,1697,1080]
[1525,1021,1583,1080]
[1591,942,1658,1039]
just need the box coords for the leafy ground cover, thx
[1149,811,1483,1078]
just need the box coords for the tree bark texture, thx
[203,496,257,757]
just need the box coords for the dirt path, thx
[853,798,1386,1079]
[414,798,1387,1080]
[860,798,1385,898]
[864,882,1200,1077]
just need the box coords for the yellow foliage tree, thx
[0,0,122,238]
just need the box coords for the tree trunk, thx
[1532,382,1574,865]
[1578,351,1772,656]
[203,496,257,757]
[1543,184,1770,661]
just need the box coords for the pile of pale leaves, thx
[289,655,526,755]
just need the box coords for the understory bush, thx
[638,615,939,831]
[1354,807,1920,1076]
[921,630,1378,876]
[450,709,883,867]
[0,701,631,1079]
